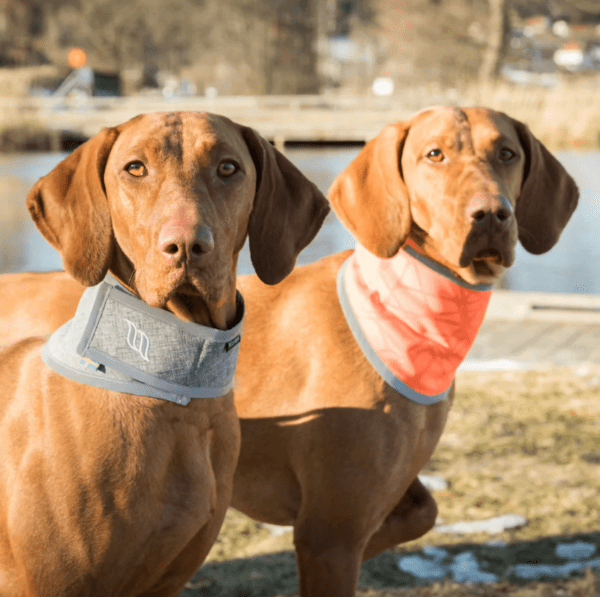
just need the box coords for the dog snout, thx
[157,221,214,265]
[465,193,513,230]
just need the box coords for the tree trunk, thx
[479,0,508,82]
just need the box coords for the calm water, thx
[0,148,599,294]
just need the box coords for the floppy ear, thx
[26,127,119,286]
[241,127,330,285]
[512,119,579,254]
[328,122,411,258]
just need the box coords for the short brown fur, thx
[0,108,577,597]
[0,111,328,596]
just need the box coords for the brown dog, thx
[0,107,578,597]
[0,112,328,596]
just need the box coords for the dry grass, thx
[465,79,600,150]
[182,367,600,596]
[354,569,600,596]
[418,368,600,545]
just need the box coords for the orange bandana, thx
[337,241,493,404]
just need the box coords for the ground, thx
[181,367,600,596]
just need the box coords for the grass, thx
[181,367,600,596]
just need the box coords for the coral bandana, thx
[43,274,244,405]
[337,241,493,404]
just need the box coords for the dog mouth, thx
[460,245,509,269]
[136,273,216,325]
[472,248,503,265]
[168,274,239,330]
[468,247,509,281]
[456,244,514,284]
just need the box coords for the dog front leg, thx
[293,519,366,597]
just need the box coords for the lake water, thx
[0,148,599,294]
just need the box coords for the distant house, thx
[504,9,600,80]
[553,41,585,70]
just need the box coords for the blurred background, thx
[2,0,600,98]
[0,0,599,293]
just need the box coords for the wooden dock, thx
[466,290,600,369]
[3,83,600,149]
[0,95,416,148]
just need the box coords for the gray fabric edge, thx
[336,258,449,406]
[74,284,243,395]
[83,345,235,398]
[95,278,245,342]
[43,335,234,402]
[403,245,494,292]
[42,275,244,404]
[43,339,187,405]
[76,281,113,357]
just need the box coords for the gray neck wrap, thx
[42,274,244,405]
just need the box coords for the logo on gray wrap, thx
[125,319,150,361]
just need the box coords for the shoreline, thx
[4,93,414,153]
[2,120,600,153]
[0,123,87,153]
[2,76,600,153]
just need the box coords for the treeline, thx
[2,0,600,96]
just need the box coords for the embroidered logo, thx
[124,319,150,361]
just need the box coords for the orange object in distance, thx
[67,47,87,69]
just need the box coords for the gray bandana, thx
[42,274,244,405]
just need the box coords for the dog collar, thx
[337,241,493,404]
[42,274,244,405]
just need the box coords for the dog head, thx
[329,106,578,285]
[26,112,329,328]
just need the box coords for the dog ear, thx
[241,127,330,285]
[512,119,579,254]
[328,122,411,258]
[26,127,119,286]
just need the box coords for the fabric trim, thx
[337,259,450,405]
[403,244,494,292]
[42,274,244,405]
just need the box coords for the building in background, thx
[1,0,600,96]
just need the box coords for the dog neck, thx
[42,274,244,405]
[337,240,493,404]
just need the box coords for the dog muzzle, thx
[337,240,493,405]
[42,274,244,405]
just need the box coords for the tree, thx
[479,0,509,82]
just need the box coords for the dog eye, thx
[499,147,516,162]
[426,149,444,162]
[217,161,238,177]
[126,162,147,177]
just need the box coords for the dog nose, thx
[465,193,513,228]
[158,223,214,264]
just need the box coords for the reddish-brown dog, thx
[0,107,578,597]
[0,112,328,596]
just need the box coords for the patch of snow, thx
[259,523,293,537]
[398,555,447,579]
[435,514,526,534]
[555,541,597,560]
[513,558,600,580]
[397,540,600,585]
[450,551,498,584]
[418,474,447,491]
